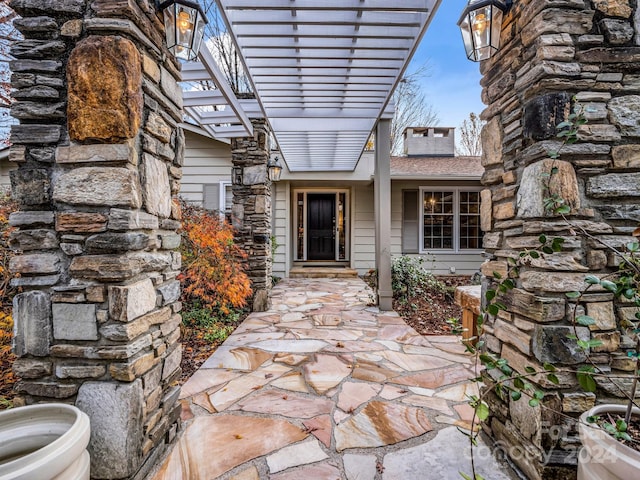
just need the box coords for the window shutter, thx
[402,190,419,253]
[203,184,220,211]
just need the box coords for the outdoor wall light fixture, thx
[157,0,208,61]
[232,166,243,185]
[458,0,512,62]
[268,156,283,182]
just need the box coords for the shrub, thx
[391,255,445,300]
[0,192,18,408]
[178,201,252,317]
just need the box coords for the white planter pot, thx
[0,404,90,480]
[578,404,640,480]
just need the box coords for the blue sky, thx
[408,0,485,129]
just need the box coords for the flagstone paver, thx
[149,278,518,480]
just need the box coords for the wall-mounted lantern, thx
[157,0,208,61]
[458,0,512,62]
[232,166,243,185]
[267,156,283,182]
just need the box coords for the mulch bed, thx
[178,312,249,384]
[394,275,472,336]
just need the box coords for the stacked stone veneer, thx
[9,1,184,478]
[479,1,640,479]
[231,118,273,312]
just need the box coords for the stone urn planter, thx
[0,403,90,480]
[578,404,640,480]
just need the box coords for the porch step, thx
[289,267,359,278]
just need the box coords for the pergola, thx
[181,0,441,171]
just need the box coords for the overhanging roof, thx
[214,0,441,172]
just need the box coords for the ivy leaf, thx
[547,374,560,385]
[485,289,496,302]
[539,234,547,244]
[487,304,500,316]
[525,366,536,374]
[511,391,522,401]
[475,402,490,421]
[529,398,540,407]
[566,291,581,299]
[585,275,601,285]
[543,363,557,372]
[577,367,597,392]
[555,205,571,215]
[600,280,618,293]
[551,238,565,252]
[576,315,596,327]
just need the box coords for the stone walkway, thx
[149,278,518,480]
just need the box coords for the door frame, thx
[292,188,350,263]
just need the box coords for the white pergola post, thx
[375,118,393,311]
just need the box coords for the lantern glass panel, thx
[471,6,492,61]
[458,15,475,61]
[191,12,206,61]
[490,7,505,52]
[163,5,176,51]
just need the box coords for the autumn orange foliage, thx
[0,192,18,406]
[178,201,252,315]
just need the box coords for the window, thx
[402,188,482,253]
[203,181,233,221]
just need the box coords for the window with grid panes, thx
[401,188,483,253]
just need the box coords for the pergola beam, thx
[195,46,254,137]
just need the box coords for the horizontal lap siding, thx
[181,131,232,206]
[0,159,12,190]
[273,182,288,278]
[353,184,376,274]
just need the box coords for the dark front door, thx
[307,193,336,260]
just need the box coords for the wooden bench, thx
[454,285,481,344]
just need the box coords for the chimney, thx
[403,127,456,157]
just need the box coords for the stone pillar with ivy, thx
[230,118,273,312]
[479,1,640,479]
[9,1,184,478]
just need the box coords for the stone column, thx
[375,119,393,311]
[479,1,640,479]
[9,1,184,478]
[231,118,272,312]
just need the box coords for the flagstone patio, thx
[149,278,519,480]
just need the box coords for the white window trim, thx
[220,181,232,219]
[418,186,483,255]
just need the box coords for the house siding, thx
[272,181,289,278]
[391,180,484,275]
[353,184,376,274]
[0,158,12,191]
[181,131,232,205]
